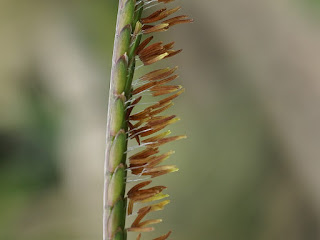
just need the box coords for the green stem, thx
[103,1,142,240]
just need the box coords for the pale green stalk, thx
[103,1,143,240]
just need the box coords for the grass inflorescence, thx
[104,1,192,239]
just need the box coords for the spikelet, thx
[125,1,192,239]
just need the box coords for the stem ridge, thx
[104,1,137,240]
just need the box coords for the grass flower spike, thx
[104,1,192,239]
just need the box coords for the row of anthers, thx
[125,1,192,239]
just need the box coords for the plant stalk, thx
[103,1,142,240]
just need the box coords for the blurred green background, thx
[1,0,320,239]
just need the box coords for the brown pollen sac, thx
[165,49,183,59]
[137,219,162,228]
[138,200,170,214]
[143,165,178,174]
[132,75,179,96]
[147,135,187,148]
[139,67,177,81]
[153,231,172,240]
[148,102,174,117]
[130,148,160,160]
[150,69,178,81]
[154,74,179,85]
[139,41,164,58]
[141,8,166,23]
[142,152,174,168]
[126,96,142,118]
[137,40,182,65]
[139,120,178,138]
[159,88,185,105]
[147,115,176,127]
[129,154,158,165]
[152,86,182,96]
[128,186,167,200]
[142,23,169,34]
[127,180,152,196]
[128,121,141,144]
[133,117,151,129]
[141,7,181,24]
[144,53,169,66]
[127,227,155,233]
[132,81,158,95]
[163,41,175,50]
[145,98,175,112]
[136,36,154,55]
[129,191,159,202]
[124,1,192,239]
[129,107,152,121]
[131,206,152,227]
[142,131,171,144]
[129,125,151,140]
[128,199,134,215]
[163,15,194,27]
[150,169,179,178]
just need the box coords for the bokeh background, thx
[1,0,320,239]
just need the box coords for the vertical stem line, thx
[103,1,142,240]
